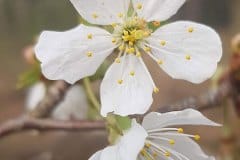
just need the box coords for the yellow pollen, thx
[164,152,171,157]
[188,27,194,33]
[154,87,159,93]
[86,51,93,57]
[119,44,125,51]
[143,31,151,37]
[152,21,161,27]
[140,149,146,156]
[185,55,191,60]
[112,38,117,43]
[160,40,166,46]
[136,51,142,57]
[115,58,121,63]
[129,41,134,46]
[178,128,184,133]
[194,135,200,141]
[145,143,151,148]
[153,152,158,158]
[117,79,123,84]
[144,46,151,52]
[157,59,163,65]
[126,47,135,54]
[169,139,175,145]
[111,23,117,28]
[87,34,93,39]
[118,13,124,18]
[92,13,98,19]
[130,71,135,76]
[137,3,143,10]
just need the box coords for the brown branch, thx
[28,80,71,118]
[0,116,105,138]
[157,75,233,113]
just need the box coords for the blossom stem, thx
[83,77,100,112]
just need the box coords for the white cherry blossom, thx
[35,0,222,116]
[89,109,221,160]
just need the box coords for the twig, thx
[28,80,71,118]
[157,75,233,112]
[0,116,105,138]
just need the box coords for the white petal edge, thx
[132,0,186,22]
[100,54,154,117]
[69,0,130,25]
[89,120,147,160]
[35,25,116,84]
[142,109,221,130]
[152,135,215,160]
[147,21,222,84]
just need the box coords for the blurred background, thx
[0,0,240,159]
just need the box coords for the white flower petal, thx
[100,54,154,117]
[142,109,221,130]
[147,21,222,84]
[132,0,185,21]
[70,0,130,25]
[89,150,102,160]
[153,135,215,160]
[35,25,116,84]
[100,120,147,160]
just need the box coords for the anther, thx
[164,152,171,157]
[145,143,151,148]
[169,139,175,145]
[119,44,125,51]
[160,40,166,46]
[87,34,93,39]
[188,27,194,33]
[153,152,158,158]
[117,79,123,84]
[137,3,143,10]
[126,47,135,54]
[115,58,121,63]
[111,23,117,28]
[118,13,124,18]
[112,38,117,43]
[92,13,98,19]
[154,87,159,93]
[194,135,200,141]
[129,41,134,46]
[136,52,142,57]
[87,51,93,57]
[157,59,163,65]
[152,21,161,27]
[185,55,191,60]
[178,128,184,133]
[144,46,151,52]
[130,71,135,76]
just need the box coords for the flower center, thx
[112,17,152,54]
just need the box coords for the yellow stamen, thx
[152,21,161,27]
[119,44,125,51]
[185,55,191,60]
[117,79,123,84]
[111,23,117,28]
[136,51,142,57]
[164,152,171,157]
[157,59,163,65]
[115,58,121,63]
[194,135,200,141]
[169,139,175,145]
[112,38,117,43]
[126,47,135,54]
[92,13,98,19]
[145,143,151,148]
[188,27,194,33]
[144,46,151,52]
[118,13,124,18]
[154,87,159,93]
[129,41,134,46]
[153,152,158,158]
[178,128,184,133]
[86,51,93,57]
[87,34,93,39]
[130,71,135,76]
[137,3,143,10]
[160,40,166,46]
